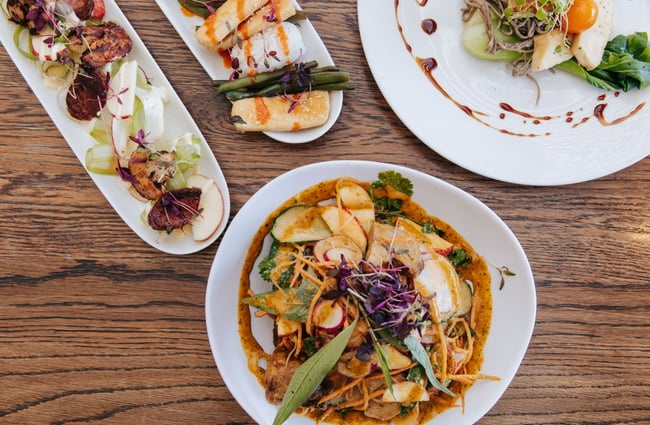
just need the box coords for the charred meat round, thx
[66,67,107,120]
[128,150,177,201]
[7,0,51,33]
[67,21,132,69]
[147,188,202,232]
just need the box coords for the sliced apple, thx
[313,234,364,264]
[186,174,225,243]
[336,178,375,233]
[414,253,461,321]
[107,59,138,119]
[276,316,300,337]
[366,222,423,274]
[381,381,430,403]
[31,31,66,62]
[397,217,453,256]
[110,116,132,159]
[319,205,367,253]
[382,344,412,370]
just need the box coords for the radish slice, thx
[312,300,345,331]
[313,234,363,264]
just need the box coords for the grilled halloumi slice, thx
[214,0,296,52]
[570,0,614,70]
[531,28,574,72]
[195,0,269,50]
[231,90,330,132]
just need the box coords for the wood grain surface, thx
[1,1,649,424]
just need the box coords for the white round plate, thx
[358,0,650,185]
[206,160,536,424]
[154,0,343,144]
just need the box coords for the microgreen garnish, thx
[496,265,516,290]
[129,129,151,148]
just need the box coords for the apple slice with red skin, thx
[396,217,453,256]
[31,31,66,61]
[312,300,345,331]
[313,234,364,265]
[186,174,225,243]
[335,178,375,233]
[319,205,367,253]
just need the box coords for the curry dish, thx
[238,172,495,424]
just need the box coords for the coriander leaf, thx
[448,249,472,268]
[273,317,359,425]
[377,171,414,196]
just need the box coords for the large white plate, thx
[0,0,230,255]
[358,0,650,185]
[206,160,536,424]
[154,0,343,144]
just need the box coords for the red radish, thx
[312,300,345,331]
[313,234,363,264]
[92,0,106,19]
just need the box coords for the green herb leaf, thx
[374,342,394,395]
[404,335,455,397]
[377,171,414,196]
[273,317,359,425]
[242,279,318,322]
[556,32,650,91]
[448,249,472,268]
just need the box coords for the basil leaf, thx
[273,316,359,425]
[404,334,455,397]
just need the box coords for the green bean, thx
[213,61,319,94]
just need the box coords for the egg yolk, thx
[564,0,599,34]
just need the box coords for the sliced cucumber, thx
[462,10,522,61]
[456,280,473,317]
[270,205,332,243]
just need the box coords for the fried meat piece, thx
[66,68,107,120]
[264,348,303,405]
[68,21,132,68]
[7,0,51,33]
[128,151,176,201]
[147,188,202,232]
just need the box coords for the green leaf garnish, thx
[404,334,455,397]
[272,317,359,425]
[376,170,414,196]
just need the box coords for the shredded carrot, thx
[305,277,335,335]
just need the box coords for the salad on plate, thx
[239,171,499,424]
[1,0,229,253]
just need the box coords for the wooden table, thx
[1,1,648,424]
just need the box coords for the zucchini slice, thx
[270,205,332,243]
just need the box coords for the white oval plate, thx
[206,160,536,424]
[0,0,230,255]
[358,0,650,186]
[154,0,343,144]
